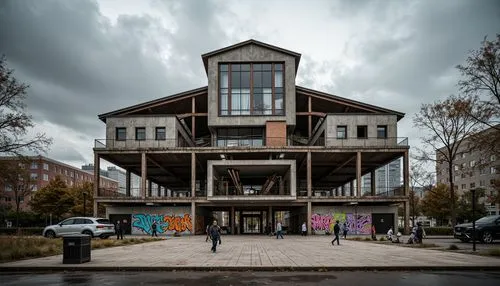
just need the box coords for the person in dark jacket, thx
[115,220,123,240]
[209,220,221,253]
[151,221,158,237]
[331,220,341,246]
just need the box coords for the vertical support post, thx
[404,200,410,235]
[307,202,312,235]
[472,189,476,251]
[191,152,196,197]
[231,206,235,235]
[403,151,409,197]
[148,180,152,197]
[356,151,361,197]
[191,201,196,235]
[308,96,312,138]
[93,153,100,217]
[370,171,376,196]
[307,152,312,197]
[341,185,345,196]
[268,206,273,232]
[157,185,161,197]
[126,170,131,197]
[141,152,147,199]
[192,97,196,141]
[350,181,354,197]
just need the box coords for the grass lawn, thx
[0,236,162,263]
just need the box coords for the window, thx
[469,160,476,167]
[30,162,38,169]
[470,182,476,188]
[336,126,347,139]
[31,185,38,191]
[30,173,38,180]
[70,172,74,178]
[155,127,166,140]
[42,163,49,170]
[61,219,75,225]
[65,169,68,175]
[491,167,497,174]
[43,174,49,181]
[217,128,264,147]
[357,126,367,138]
[480,168,487,175]
[377,125,387,138]
[461,163,466,170]
[461,173,466,178]
[116,127,126,141]
[461,153,466,158]
[461,184,466,189]
[480,180,485,187]
[491,155,497,162]
[135,127,146,141]
[454,165,459,171]
[219,63,284,116]
[18,196,24,203]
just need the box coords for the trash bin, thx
[63,234,91,264]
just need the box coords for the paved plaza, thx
[1,236,500,271]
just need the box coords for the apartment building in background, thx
[0,155,118,211]
[436,125,500,215]
[81,164,130,195]
[93,39,411,236]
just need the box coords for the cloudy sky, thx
[0,0,499,169]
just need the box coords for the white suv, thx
[43,217,115,239]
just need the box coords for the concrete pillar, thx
[141,152,147,199]
[126,170,131,197]
[231,206,235,235]
[403,151,409,197]
[350,181,354,197]
[341,185,345,196]
[356,151,361,197]
[268,206,273,231]
[307,152,312,197]
[167,188,172,197]
[191,201,196,235]
[93,153,100,217]
[191,152,196,197]
[307,202,312,235]
[371,171,376,196]
[404,201,410,234]
[148,180,152,197]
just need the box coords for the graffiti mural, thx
[132,213,192,235]
[311,212,372,234]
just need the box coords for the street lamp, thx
[471,188,476,252]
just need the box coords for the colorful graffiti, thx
[311,213,372,234]
[132,214,192,235]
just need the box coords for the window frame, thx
[376,125,387,139]
[218,62,285,116]
[336,126,347,139]
[155,127,166,141]
[356,125,368,139]
[135,127,146,141]
[116,127,127,141]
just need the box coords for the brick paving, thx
[1,235,499,270]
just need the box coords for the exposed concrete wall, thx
[106,116,177,148]
[325,114,398,147]
[207,44,296,127]
[207,159,296,198]
[106,205,192,235]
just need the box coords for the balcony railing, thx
[296,186,406,197]
[96,188,206,198]
[213,186,291,196]
[94,136,408,149]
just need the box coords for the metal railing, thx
[96,188,206,198]
[296,186,406,197]
[213,186,291,196]
[94,136,408,149]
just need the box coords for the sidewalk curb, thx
[1,265,500,272]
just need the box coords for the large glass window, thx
[219,63,285,116]
[217,128,264,147]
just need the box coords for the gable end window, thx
[336,126,347,139]
[219,63,284,116]
[155,127,166,140]
[377,125,387,138]
[357,126,368,139]
[135,127,146,141]
[116,127,127,141]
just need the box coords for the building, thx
[0,155,119,212]
[436,126,500,215]
[81,164,128,195]
[93,39,410,236]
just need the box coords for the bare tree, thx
[0,157,36,227]
[0,56,52,156]
[409,160,435,226]
[413,94,492,226]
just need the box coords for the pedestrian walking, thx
[342,222,348,239]
[371,224,377,241]
[416,222,424,244]
[301,222,307,236]
[209,220,221,253]
[276,221,284,239]
[387,227,394,241]
[115,220,123,240]
[331,220,340,245]
[151,221,158,237]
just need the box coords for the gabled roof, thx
[201,39,302,74]
[296,86,405,120]
[98,86,208,123]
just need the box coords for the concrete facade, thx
[207,43,296,126]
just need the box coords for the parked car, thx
[454,215,500,243]
[43,217,115,239]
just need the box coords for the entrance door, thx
[243,216,261,234]
[372,213,394,234]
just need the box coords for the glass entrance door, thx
[242,216,261,234]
